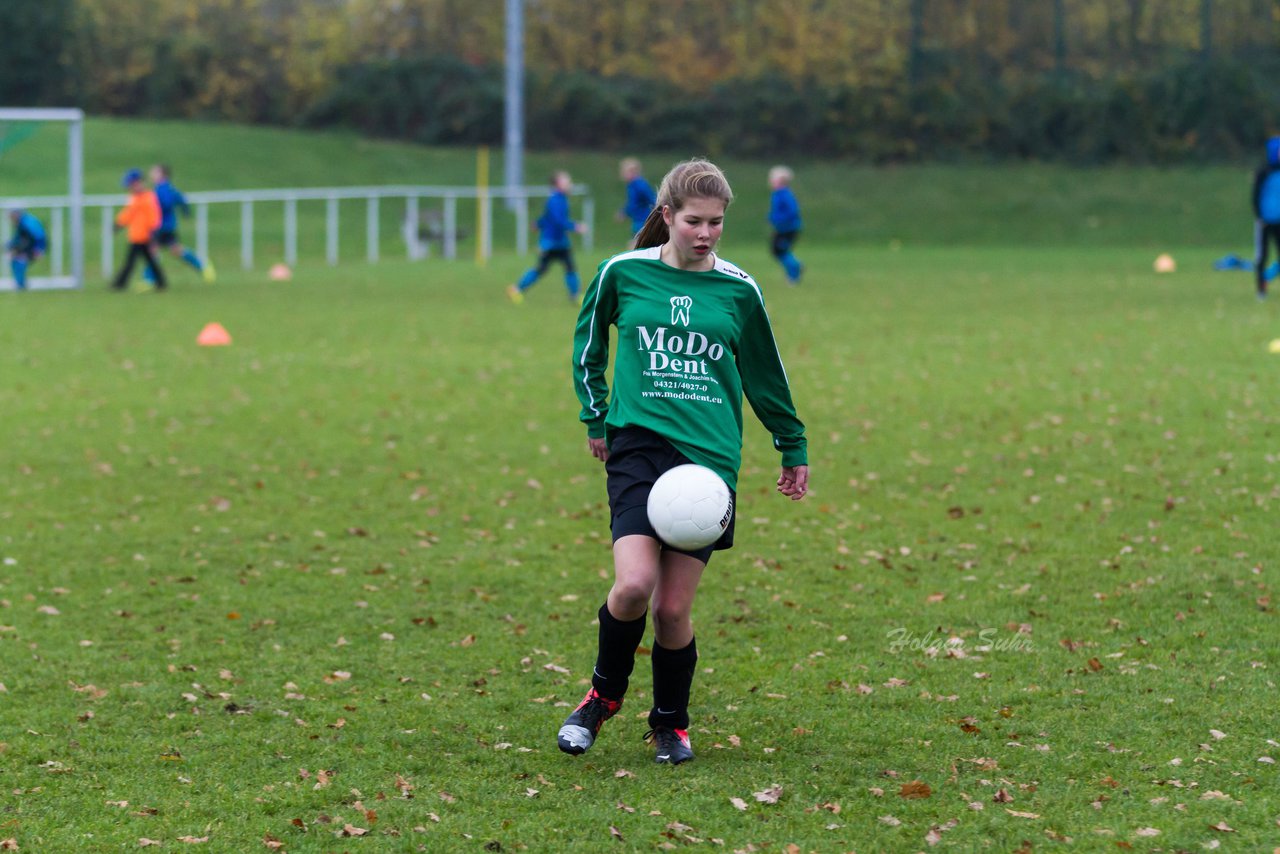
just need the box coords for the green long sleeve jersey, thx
[572,246,807,490]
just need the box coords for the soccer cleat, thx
[645,727,694,765]
[203,260,217,283]
[557,688,621,756]
[506,284,524,305]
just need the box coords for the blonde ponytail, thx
[632,158,734,250]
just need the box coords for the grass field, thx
[3,122,1279,851]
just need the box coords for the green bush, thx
[304,56,503,145]
[301,54,1280,163]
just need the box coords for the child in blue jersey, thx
[6,209,47,291]
[507,171,588,304]
[145,164,215,284]
[616,158,656,238]
[1253,137,1280,300]
[767,165,803,285]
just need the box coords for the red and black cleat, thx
[645,726,694,765]
[557,688,622,756]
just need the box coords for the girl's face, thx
[663,196,726,270]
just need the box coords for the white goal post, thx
[0,108,84,291]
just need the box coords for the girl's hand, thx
[588,437,609,462]
[777,465,808,500]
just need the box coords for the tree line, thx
[4,0,1279,161]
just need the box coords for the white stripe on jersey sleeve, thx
[578,246,663,419]
[713,255,764,303]
[712,255,791,384]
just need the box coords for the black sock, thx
[591,603,647,702]
[649,637,698,730]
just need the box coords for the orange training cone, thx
[197,322,232,347]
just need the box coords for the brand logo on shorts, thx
[670,295,692,327]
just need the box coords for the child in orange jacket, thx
[113,168,166,290]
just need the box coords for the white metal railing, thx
[1,183,595,287]
[0,107,83,290]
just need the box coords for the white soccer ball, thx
[646,464,733,551]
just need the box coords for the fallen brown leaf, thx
[899,780,932,799]
[753,784,783,804]
[925,819,958,847]
[69,682,108,700]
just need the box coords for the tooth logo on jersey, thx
[670,295,692,327]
